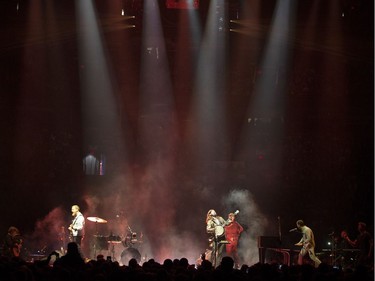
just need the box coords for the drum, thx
[122,235,132,247]
[122,233,142,248]
[121,247,141,265]
[107,235,122,243]
[94,235,108,250]
[215,225,225,237]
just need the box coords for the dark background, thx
[0,0,373,262]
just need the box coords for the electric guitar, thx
[68,224,74,241]
[12,238,23,257]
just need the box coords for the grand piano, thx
[258,236,293,266]
[257,236,300,266]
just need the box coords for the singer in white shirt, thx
[68,205,85,246]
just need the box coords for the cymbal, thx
[87,217,107,223]
[108,241,122,244]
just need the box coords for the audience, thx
[0,242,373,281]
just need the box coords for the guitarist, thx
[68,205,85,246]
[2,226,23,258]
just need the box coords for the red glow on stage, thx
[166,0,199,9]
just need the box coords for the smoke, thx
[79,157,205,264]
[75,180,269,266]
[24,207,66,255]
[23,184,267,267]
[22,166,268,267]
[222,188,268,265]
[147,229,203,264]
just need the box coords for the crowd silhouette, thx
[0,242,373,281]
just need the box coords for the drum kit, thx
[87,216,143,265]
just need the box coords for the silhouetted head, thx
[200,259,213,270]
[163,258,173,270]
[67,242,80,254]
[179,257,189,268]
[128,258,138,268]
[97,254,105,261]
[220,256,234,271]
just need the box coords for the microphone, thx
[289,228,298,232]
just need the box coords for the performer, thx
[68,205,85,246]
[342,222,373,267]
[2,226,23,258]
[224,212,243,269]
[206,209,227,267]
[294,219,321,268]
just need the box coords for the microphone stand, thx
[93,221,98,259]
[212,235,218,268]
[278,216,282,244]
[211,218,221,268]
[329,232,336,266]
